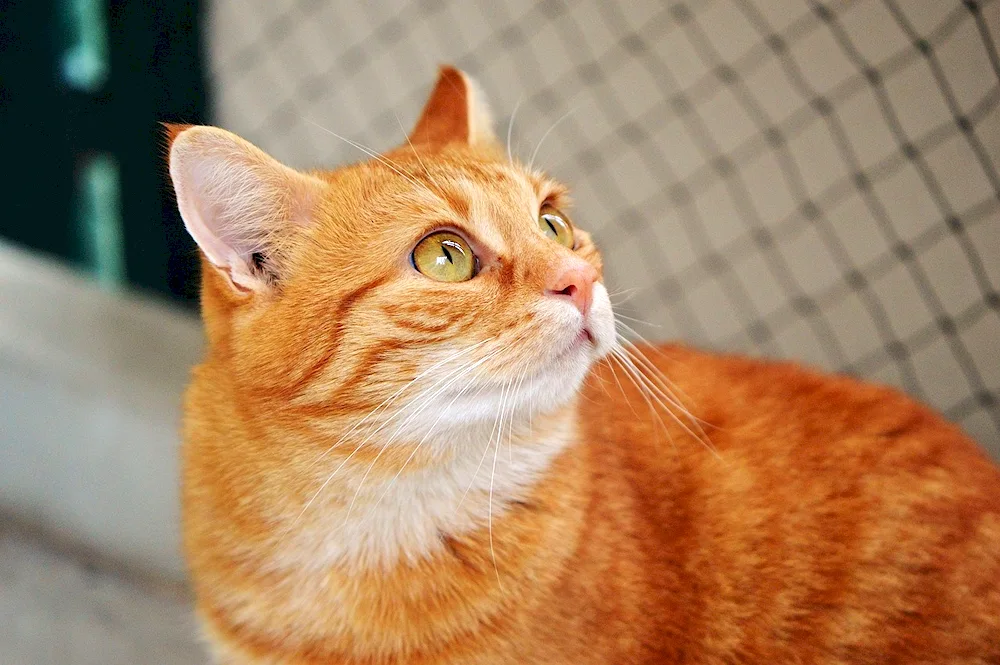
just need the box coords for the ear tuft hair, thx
[161,122,193,149]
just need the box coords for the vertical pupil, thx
[441,243,454,264]
[546,217,558,236]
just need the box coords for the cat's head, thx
[168,67,616,442]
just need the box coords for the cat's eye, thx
[539,205,575,249]
[412,231,477,282]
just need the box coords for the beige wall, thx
[0,242,201,579]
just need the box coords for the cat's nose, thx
[545,263,597,315]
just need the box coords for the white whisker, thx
[302,117,435,198]
[361,352,500,523]
[613,312,661,328]
[603,355,638,417]
[610,349,674,450]
[508,366,528,462]
[613,341,720,460]
[615,337,695,417]
[614,324,714,432]
[506,95,524,164]
[342,351,499,524]
[529,106,576,171]
[393,110,446,197]
[457,379,509,510]
[488,377,513,593]
[607,286,641,306]
[304,340,491,473]
[288,341,494,534]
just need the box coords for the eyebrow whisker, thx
[302,117,437,199]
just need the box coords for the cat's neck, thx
[267,399,581,572]
[193,394,593,663]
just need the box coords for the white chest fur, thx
[271,413,576,572]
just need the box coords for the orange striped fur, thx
[170,67,1000,664]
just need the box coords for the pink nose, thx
[545,264,597,315]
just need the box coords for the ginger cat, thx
[169,67,1000,664]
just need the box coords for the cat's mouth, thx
[552,326,595,363]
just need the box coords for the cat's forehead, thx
[327,152,565,247]
[407,153,553,205]
[422,163,564,246]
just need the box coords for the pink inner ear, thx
[170,155,249,287]
[168,126,324,291]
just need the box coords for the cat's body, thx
[171,68,1000,664]
[185,342,1000,664]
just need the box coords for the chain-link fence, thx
[207,0,1000,453]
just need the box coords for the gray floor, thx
[1,523,206,665]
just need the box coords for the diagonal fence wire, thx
[206,0,1000,450]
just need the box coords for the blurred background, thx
[1,0,998,662]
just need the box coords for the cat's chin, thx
[401,342,598,444]
[396,286,615,445]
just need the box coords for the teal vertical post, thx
[78,154,125,288]
[61,0,110,92]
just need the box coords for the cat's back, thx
[584,343,999,502]
[579,344,1000,663]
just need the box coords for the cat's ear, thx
[166,125,326,292]
[408,66,496,147]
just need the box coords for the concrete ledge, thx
[0,242,203,582]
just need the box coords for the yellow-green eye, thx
[539,205,575,248]
[412,231,477,282]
